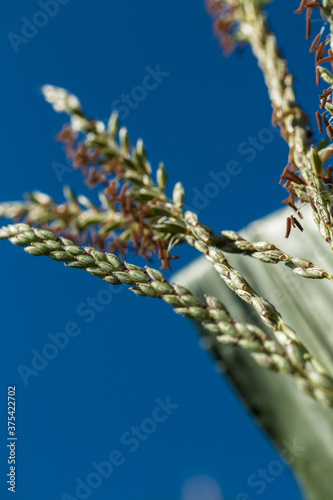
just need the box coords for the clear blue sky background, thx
[0,0,321,499]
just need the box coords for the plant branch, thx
[4,85,331,282]
[208,0,333,248]
[1,222,333,407]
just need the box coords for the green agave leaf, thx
[173,206,333,500]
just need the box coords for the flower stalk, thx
[208,0,333,248]
[1,222,333,407]
[1,4,333,413]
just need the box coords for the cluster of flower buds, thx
[42,85,82,114]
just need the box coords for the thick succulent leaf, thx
[173,206,333,500]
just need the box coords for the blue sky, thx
[0,0,320,498]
